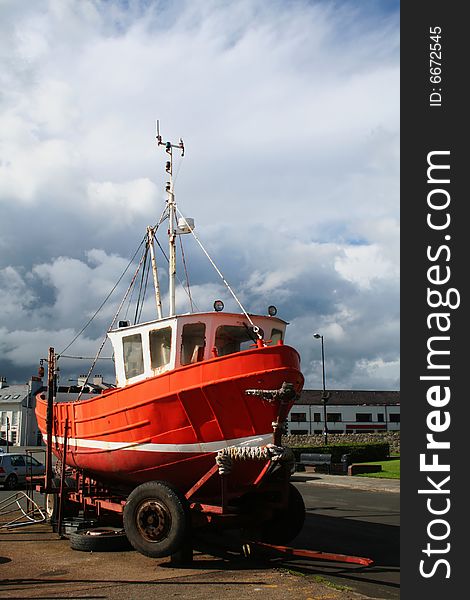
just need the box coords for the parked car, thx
[0,452,45,489]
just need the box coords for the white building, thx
[0,373,115,448]
[288,390,400,435]
[0,376,44,446]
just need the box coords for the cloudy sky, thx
[0,0,399,391]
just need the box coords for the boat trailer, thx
[31,370,373,568]
[33,445,373,568]
[34,472,373,568]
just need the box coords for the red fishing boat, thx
[35,125,305,559]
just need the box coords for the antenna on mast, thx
[156,120,184,155]
[156,119,162,145]
[156,121,185,317]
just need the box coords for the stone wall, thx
[282,431,400,456]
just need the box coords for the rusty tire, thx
[123,481,189,558]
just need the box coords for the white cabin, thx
[108,312,288,388]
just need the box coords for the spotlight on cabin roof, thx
[213,300,224,312]
[268,305,277,316]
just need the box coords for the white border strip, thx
[43,433,273,454]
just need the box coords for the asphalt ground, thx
[0,473,399,600]
[292,472,400,599]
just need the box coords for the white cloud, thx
[86,178,158,226]
[31,250,132,327]
[0,135,77,203]
[0,266,37,324]
[335,244,396,289]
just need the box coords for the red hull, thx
[36,344,303,496]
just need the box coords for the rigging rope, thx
[137,255,151,323]
[75,245,149,401]
[153,232,201,312]
[108,246,150,331]
[75,334,110,402]
[60,355,113,360]
[124,273,137,321]
[179,235,194,312]
[176,207,263,339]
[59,237,146,356]
[133,244,149,324]
[151,200,198,313]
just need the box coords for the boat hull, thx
[36,344,303,496]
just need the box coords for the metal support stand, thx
[56,418,69,538]
[45,347,55,492]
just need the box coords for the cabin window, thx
[123,334,144,379]
[181,323,206,365]
[215,325,264,356]
[150,327,172,369]
[270,328,284,344]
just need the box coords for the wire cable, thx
[179,235,194,312]
[59,237,146,356]
[176,207,262,339]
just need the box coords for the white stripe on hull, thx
[43,433,273,454]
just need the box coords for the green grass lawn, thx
[355,458,400,479]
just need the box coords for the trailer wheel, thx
[45,492,80,523]
[123,481,189,558]
[257,483,306,545]
[70,527,131,552]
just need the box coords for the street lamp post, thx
[314,333,329,445]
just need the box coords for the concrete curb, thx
[292,472,400,494]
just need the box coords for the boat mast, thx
[147,225,163,319]
[156,121,184,317]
